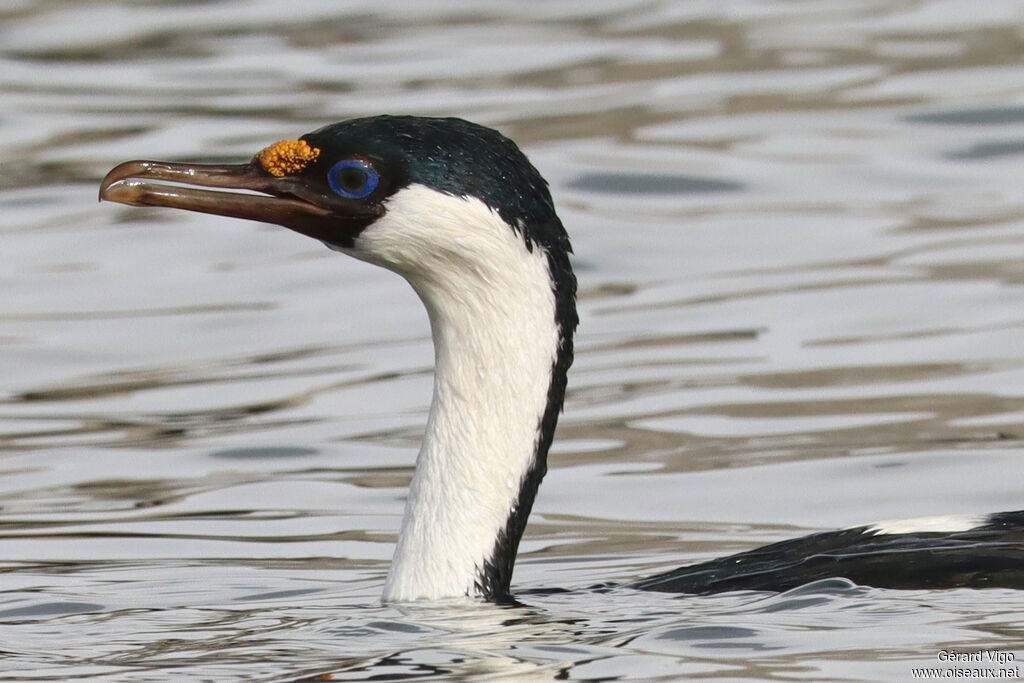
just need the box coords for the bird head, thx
[100,116,569,275]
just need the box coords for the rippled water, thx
[3,1,1024,680]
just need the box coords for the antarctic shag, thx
[100,115,1024,602]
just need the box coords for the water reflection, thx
[3,0,1024,679]
[568,171,744,195]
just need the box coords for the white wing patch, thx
[864,514,987,536]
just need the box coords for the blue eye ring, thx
[327,158,379,199]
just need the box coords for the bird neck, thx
[354,186,572,602]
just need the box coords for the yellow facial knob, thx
[255,139,321,177]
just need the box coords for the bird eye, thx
[327,159,379,199]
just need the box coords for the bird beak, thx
[99,158,375,244]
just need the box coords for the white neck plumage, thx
[338,185,565,602]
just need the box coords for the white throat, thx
[340,184,560,601]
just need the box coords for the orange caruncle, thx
[255,139,321,176]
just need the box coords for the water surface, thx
[3,1,1024,680]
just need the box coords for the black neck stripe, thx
[474,238,577,602]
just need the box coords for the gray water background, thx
[2,1,1024,680]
